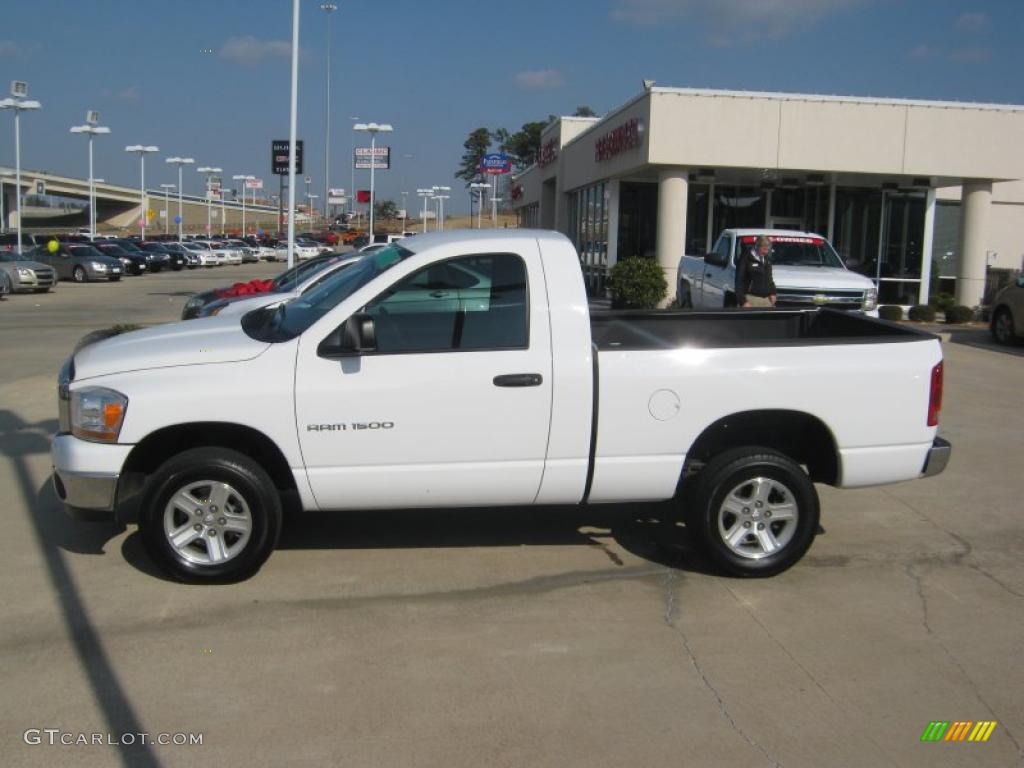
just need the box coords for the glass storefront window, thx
[568,181,609,295]
[713,186,766,234]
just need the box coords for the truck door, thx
[700,234,733,307]
[294,246,554,510]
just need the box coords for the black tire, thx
[689,447,819,577]
[73,266,87,283]
[139,447,282,583]
[990,307,1018,345]
[109,275,121,282]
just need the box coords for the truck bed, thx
[590,308,931,350]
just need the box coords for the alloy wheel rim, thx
[995,312,1012,342]
[163,480,253,566]
[717,476,799,560]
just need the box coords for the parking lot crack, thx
[661,570,782,768]
[906,564,1024,764]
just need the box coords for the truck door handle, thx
[705,271,712,277]
[493,373,543,387]
[430,290,449,298]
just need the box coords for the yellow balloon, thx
[47,239,59,253]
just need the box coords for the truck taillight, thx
[927,362,943,426]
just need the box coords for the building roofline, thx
[646,85,1024,113]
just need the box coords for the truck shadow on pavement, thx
[1,409,160,768]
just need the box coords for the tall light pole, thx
[321,2,337,224]
[285,0,301,268]
[197,166,222,236]
[432,185,450,231]
[470,182,489,229]
[69,111,109,240]
[160,183,175,234]
[348,116,360,216]
[0,83,42,251]
[125,145,158,240]
[233,174,254,236]
[417,188,433,234]
[353,122,393,239]
[165,157,194,240]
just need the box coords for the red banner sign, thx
[538,139,558,168]
[595,118,643,162]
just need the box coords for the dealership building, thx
[510,86,1024,307]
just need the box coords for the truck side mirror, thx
[317,313,377,359]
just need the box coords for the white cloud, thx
[219,36,292,66]
[949,47,990,62]
[954,12,990,32]
[514,69,565,90]
[907,43,933,60]
[0,40,20,56]
[114,86,140,101]
[610,0,865,40]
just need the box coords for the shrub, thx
[878,305,904,321]
[944,305,975,324]
[929,292,956,312]
[608,257,667,309]
[908,304,936,322]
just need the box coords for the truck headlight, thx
[90,261,107,271]
[17,268,34,279]
[864,288,878,311]
[71,387,128,443]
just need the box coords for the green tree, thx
[573,105,597,117]
[455,127,493,185]
[503,118,554,170]
[374,199,398,221]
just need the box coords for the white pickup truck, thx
[51,230,949,583]
[677,229,878,313]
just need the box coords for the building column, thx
[956,180,992,308]
[656,168,688,307]
[918,188,936,305]
[540,180,556,230]
[606,180,620,267]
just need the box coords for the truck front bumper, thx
[922,436,952,477]
[51,434,134,521]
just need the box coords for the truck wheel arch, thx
[117,423,297,522]
[681,410,839,487]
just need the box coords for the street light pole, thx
[0,83,42,253]
[165,157,193,240]
[353,122,393,239]
[417,188,433,234]
[349,116,360,216]
[197,166,222,236]
[233,174,254,236]
[321,3,336,224]
[69,111,109,240]
[470,182,489,229]
[160,183,175,234]
[125,145,158,240]
[432,185,450,231]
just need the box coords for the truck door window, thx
[364,253,528,353]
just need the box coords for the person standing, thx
[735,235,777,308]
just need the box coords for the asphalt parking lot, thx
[2,264,1022,768]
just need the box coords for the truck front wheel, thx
[691,447,819,577]
[139,447,282,583]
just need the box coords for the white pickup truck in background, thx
[51,230,948,583]
[677,229,879,313]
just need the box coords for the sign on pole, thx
[328,188,347,205]
[34,179,46,196]
[271,139,304,175]
[354,147,390,170]
[245,178,264,190]
[479,153,512,175]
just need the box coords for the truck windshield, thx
[736,236,845,268]
[242,244,414,343]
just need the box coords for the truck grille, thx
[775,289,864,310]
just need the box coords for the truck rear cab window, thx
[364,253,528,353]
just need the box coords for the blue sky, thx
[1,0,1022,214]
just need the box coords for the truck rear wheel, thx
[691,447,819,577]
[139,447,282,583]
